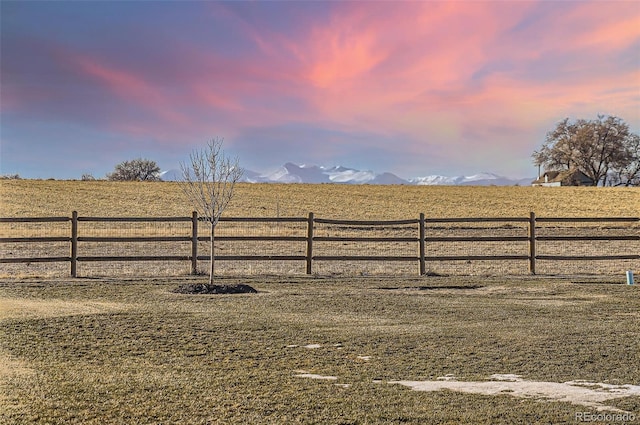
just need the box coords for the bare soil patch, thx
[172,283,257,295]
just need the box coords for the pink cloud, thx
[278,3,525,120]
[74,55,190,127]
[61,1,639,156]
[6,0,636,179]
[300,8,389,89]
[266,1,638,144]
[561,2,640,51]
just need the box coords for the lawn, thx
[1,276,639,424]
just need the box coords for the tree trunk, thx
[209,223,215,285]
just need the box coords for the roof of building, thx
[532,169,594,186]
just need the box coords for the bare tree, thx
[611,133,640,186]
[107,158,161,181]
[533,115,636,186]
[533,118,581,171]
[180,138,243,283]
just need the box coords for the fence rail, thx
[1,212,638,277]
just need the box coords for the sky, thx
[1,0,639,180]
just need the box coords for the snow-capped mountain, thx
[243,163,403,184]
[159,169,182,181]
[161,163,532,186]
[410,172,532,186]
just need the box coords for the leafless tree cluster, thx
[180,138,243,282]
[533,115,640,186]
[0,174,21,180]
[107,158,161,181]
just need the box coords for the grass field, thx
[1,276,639,424]
[1,179,639,218]
[1,181,639,423]
[2,180,638,278]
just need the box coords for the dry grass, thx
[1,180,637,278]
[1,181,638,422]
[1,276,639,424]
[1,179,639,218]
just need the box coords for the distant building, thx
[531,169,595,187]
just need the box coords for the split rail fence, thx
[1,212,638,277]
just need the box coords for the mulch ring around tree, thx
[173,283,258,295]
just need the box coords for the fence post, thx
[419,213,426,275]
[306,212,314,275]
[191,211,198,275]
[528,211,536,275]
[71,211,78,278]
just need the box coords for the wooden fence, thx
[1,212,638,277]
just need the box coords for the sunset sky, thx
[1,1,639,180]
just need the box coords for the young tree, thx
[533,115,637,186]
[107,158,161,181]
[180,138,243,283]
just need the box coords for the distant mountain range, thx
[410,172,534,186]
[160,163,534,186]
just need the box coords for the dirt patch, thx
[172,283,257,295]
[390,374,640,413]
